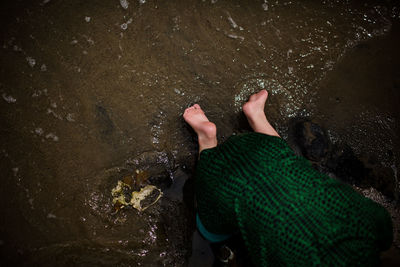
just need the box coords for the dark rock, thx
[360,155,396,199]
[289,118,396,199]
[291,119,330,162]
[126,150,175,190]
[325,144,396,199]
[326,144,368,186]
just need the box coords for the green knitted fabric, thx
[195,132,393,266]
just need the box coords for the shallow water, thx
[0,0,399,265]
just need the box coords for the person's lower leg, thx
[242,90,280,137]
[183,104,218,153]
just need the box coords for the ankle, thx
[197,122,217,151]
[199,135,217,152]
[246,110,267,126]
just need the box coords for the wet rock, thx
[126,150,175,190]
[359,155,397,199]
[325,144,368,186]
[324,145,396,199]
[289,118,397,199]
[290,119,330,162]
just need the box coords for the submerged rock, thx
[290,119,330,162]
[326,144,368,186]
[289,118,397,200]
[126,150,175,190]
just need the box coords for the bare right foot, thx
[242,90,280,137]
[183,104,217,153]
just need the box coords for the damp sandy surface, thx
[0,0,399,265]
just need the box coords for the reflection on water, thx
[0,0,399,265]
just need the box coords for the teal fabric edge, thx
[196,213,231,243]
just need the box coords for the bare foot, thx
[242,90,280,137]
[183,104,217,152]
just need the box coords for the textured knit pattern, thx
[195,132,393,267]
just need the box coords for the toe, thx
[193,104,201,109]
[260,89,268,97]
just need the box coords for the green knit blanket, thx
[195,132,392,266]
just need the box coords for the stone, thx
[290,119,330,162]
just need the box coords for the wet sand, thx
[0,0,399,265]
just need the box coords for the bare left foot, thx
[183,104,217,152]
